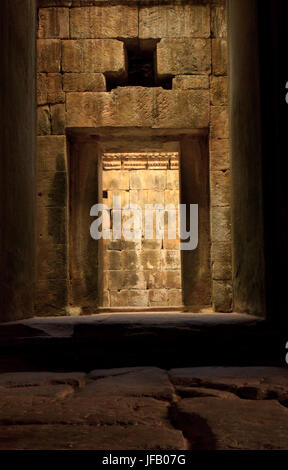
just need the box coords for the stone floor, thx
[0,366,288,450]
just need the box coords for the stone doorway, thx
[101,151,183,309]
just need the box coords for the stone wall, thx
[102,152,182,308]
[36,0,231,314]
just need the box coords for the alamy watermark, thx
[90,196,198,251]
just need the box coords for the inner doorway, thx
[101,151,183,308]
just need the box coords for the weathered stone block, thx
[163,238,180,250]
[65,88,210,129]
[155,89,210,129]
[210,170,231,207]
[37,242,66,280]
[165,270,182,289]
[130,170,166,191]
[63,73,106,91]
[62,39,126,74]
[149,289,168,306]
[37,204,66,245]
[37,106,51,135]
[38,8,69,38]
[211,206,231,242]
[210,106,229,139]
[51,104,66,134]
[139,5,210,38]
[37,171,67,207]
[37,39,61,72]
[47,73,65,104]
[141,250,161,270]
[210,76,228,106]
[122,251,140,271]
[211,6,227,38]
[102,170,129,191]
[162,250,181,270]
[157,39,211,77]
[128,290,149,307]
[210,139,230,171]
[142,240,162,250]
[124,271,147,290]
[37,74,48,105]
[173,75,209,90]
[213,280,232,312]
[37,136,67,173]
[107,190,129,208]
[167,289,182,306]
[166,170,179,190]
[35,279,67,315]
[108,270,124,290]
[211,241,232,281]
[165,189,179,205]
[70,6,138,38]
[212,39,228,76]
[65,92,114,127]
[145,271,165,290]
[104,250,122,270]
[110,290,128,307]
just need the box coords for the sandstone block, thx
[130,170,166,191]
[37,242,66,280]
[62,39,126,74]
[51,104,66,134]
[37,106,51,135]
[37,136,67,173]
[37,171,67,207]
[37,73,48,105]
[47,73,65,103]
[107,190,129,208]
[37,39,61,72]
[108,271,124,291]
[166,170,179,190]
[210,106,229,139]
[139,5,210,38]
[102,170,129,191]
[211,241,232,281]
[162,250,181,270]
[149,289,168,306]
[122,250,140,271]
[163,238,180,250]
[70,6,138,38]
[35,279,67,315]
[210,139,230,171]
[167,289,182,306]
[104,250,122,271]
[165,270,182,289]
[155,89,210,129]
[165,189,179,205]
[210,76,228,106]
[157,39,211,77]
[65,88,210,129]
[110,290,129,307]
[173,75,209,90]
[173,397,288,450]
[37,204,66,245]
[128,290,149,307]
[124,271,146,290]
[212,38,228,76]
[210,170,231,207]
[145,271,165,289]
[142,240,162,250]
[213,280,232,312]
[211,6,227,38]
[63,73,106,91]
[211,206,231,242]
[38,7,69,38]
[141,250,161,270]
